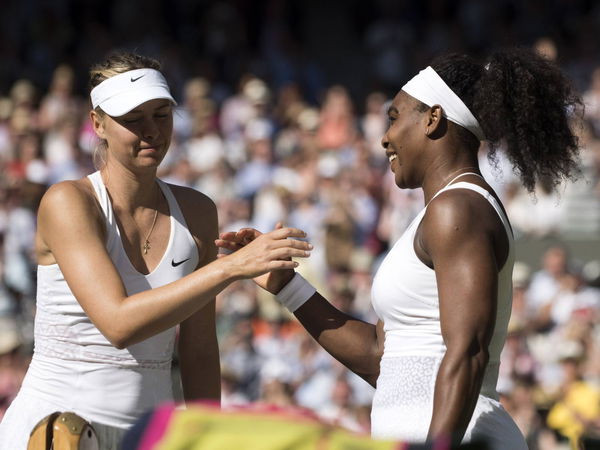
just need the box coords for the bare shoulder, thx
[420,189,496,253]
[37,178,105,263]
[167,183,217,211]
[165,183,218,236]
[419,187,507,264]
[422,189,487,236]
[39,178,101,223]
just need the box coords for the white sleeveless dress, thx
[0,172,199,450]
[370,179,527,449]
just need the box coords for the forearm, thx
[105,258,236,348]
[294,293,382,386]
[427,350,488,442]
[178,303,221,404]
[179,343,221,404]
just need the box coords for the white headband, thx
[401,66,485,141]
[90,68,176,117]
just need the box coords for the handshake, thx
[215,224,316,312]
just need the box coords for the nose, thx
[141,117,160,141]
[381,134,389,150]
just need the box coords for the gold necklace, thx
[142,188,160,255]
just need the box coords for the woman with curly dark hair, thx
[218,48,581,449]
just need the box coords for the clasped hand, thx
[215,225,312,292]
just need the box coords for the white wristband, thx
[275,273,316,312]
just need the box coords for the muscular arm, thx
[420,191,506,442]
[294,299,384,387]
[37,182,310,349]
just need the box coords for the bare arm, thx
[295,298,384,387]
[177,186,220,403]
[178,301,220,403]
[38,182,311,349]
[420,191,506,442]
[217,228,384,387]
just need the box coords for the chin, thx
[135,160,162,171]
[394,176,418,190]
[393,175,407,189]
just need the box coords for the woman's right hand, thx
[216,226,312,282]
[216,225,307,293]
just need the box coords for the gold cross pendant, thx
[143,239,151,255]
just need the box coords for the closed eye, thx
[386,105,399,127]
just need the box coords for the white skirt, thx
[0,390,126,450]
[0,354,173,450]
[371,356,528,450]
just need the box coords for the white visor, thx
[401,66,485,141]
[90,68,176,117]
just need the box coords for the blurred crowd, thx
[2,1,600,449]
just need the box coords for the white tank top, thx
[371,177,514,399]
[21,171,200,428]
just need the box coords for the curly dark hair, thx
[428,48,581,192]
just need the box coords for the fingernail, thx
[294,261,299,267]
[307,244,313,249]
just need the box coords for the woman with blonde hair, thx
[0,51,311,449]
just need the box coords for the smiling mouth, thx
[388,154,397,163]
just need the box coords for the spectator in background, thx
[43,113,90,183]
[527,245,571,330]
[220,318,263,402]
[220,368,249,407]
[501,378,545,450]
[38,64,80,133]
[318,374,366,433]
[316,85,356,152]
[547,341,600,449]
[545,270,600,331]
[5,132,46,186]
[2,180,45,326]
[361,91,388,160]
[182,104,224,178]
[172,77,215,143]
[0,317,26,421]
[505,176,564,238]
[233,118,274,202]
[220,76,272,169]
[583,67,600,137]
[258,375,295,408]
[533,37,558,62]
